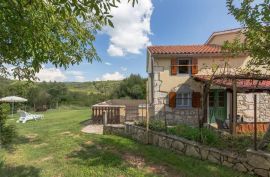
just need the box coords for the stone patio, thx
[81,124,104,134]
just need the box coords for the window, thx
[178,59,190,74]
[176,92,192,107]
[209,91,215,107]
[218,91,225,107]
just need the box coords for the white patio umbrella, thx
[0,96,28,117]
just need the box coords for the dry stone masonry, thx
[238,93,270,122]
[152,66,201,126]
[104,123,270,177]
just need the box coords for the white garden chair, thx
[17,111,44,123]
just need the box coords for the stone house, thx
[146,28,270,131]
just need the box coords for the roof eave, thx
[151,52,248,58]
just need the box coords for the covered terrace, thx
[194,74,270,148]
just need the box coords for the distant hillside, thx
[64,80,121,96]
[0,74,145,108]
[0,77,121,96]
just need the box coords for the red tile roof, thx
[148,45,222,55]
[194,75,270,91]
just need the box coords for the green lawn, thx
[0,108,253,177]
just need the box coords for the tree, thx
[0,0,137,80]
[113,74,146,99]
[0,0,137,149]
[47,83,68,108]
[226,0,270,150]
[226,0,270,66]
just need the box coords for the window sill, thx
[176,74,191,77]
[174,106,192,110]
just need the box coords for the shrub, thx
[200,128,220,146]
[0,103,16,146]
[0,155,3,170]
[168,125,220,146]
[135,119,166,132]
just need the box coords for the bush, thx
[135,120,256,154]
[135,119,166,132]
[135,120,220,146]
[0,103,16,146]
[0,155,3,170]
[168,125,220,146]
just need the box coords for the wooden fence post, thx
[103,110,107,125]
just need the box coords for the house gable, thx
[206,28,245,46]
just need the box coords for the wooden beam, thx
[213,74,270,81]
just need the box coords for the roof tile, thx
[148,45,222,55]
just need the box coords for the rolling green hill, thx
[0,74,145,108]
[0,77,121,96]
[65,80,121,95]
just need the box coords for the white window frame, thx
[176,92,192,108]
[177,58,191,76]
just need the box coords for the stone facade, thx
[104,124,270,177]
[151,66,202,126]
[238,93,270,122]
[153,108,202,126]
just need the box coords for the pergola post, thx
[232,79,237,135]
[146,80,149,132]
[254,94,257,150]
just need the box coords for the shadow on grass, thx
[0,164,41,177]
[86,135,253,177]
[3,134,42,153]
[67,143,123,167]
[79,119,92,126]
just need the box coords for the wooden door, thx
[209,90,227,123]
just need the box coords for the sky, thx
[37,0,241,82]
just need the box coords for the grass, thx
[0,108,254,177]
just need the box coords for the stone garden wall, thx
[104,123,270,177]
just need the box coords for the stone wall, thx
[154,108,202,126]
[104,124,270,177]
[103,124,126,136]
[151,66,202,126]
[238,93,270,122]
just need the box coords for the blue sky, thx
[38,0,240,82]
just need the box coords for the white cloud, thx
[104,0,153,56]
[65,70,86,82]
[66,70,83,76]
[4,64,88,82]
[74,75,86,82]
[95,72,125,81]
[107,45,124,56]
[36,67,87,82]
[36,67,66,82]
[120,66,127,71]
[104,62,112,66]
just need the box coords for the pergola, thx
[194,74,270,150]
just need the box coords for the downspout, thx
[151,56,154,105]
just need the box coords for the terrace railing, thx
[91,99,147,124]
[92,105,124,124]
